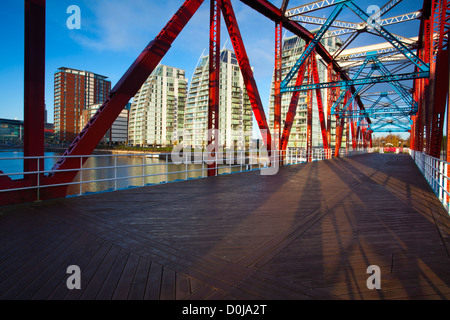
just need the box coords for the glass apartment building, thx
[184,49,253,150]
[54,67,111,142]
[128,65,187,147]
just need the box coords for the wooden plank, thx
[127,257,151,300]
[143,262,162,300]
[95,248,129,300]
[78,244,121,300]
[0,228,78,299]
[159,267,176,300]
[111,252,140,300]
[33,234,105,300]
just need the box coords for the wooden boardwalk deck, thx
[0,153,449,300]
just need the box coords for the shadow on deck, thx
[0,153,449,300]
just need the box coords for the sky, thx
[0,0,424,140]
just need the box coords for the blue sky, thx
[0,0,423,136]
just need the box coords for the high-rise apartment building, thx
[128,65,187,146]
[184,49,253,149]
[269,35,342,149]
[54,67,111,142]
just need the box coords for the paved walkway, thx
[0,153,449,300]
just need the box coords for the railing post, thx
[166,154,169,183]
[142,155,145,186]
[79,156,83,196]
[114,155,118,191]
[37,157,40,201]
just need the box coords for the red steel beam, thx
[280,60,307,151]
[207,0,221,176]
[24,0,45,180]
[219,0,272,152]
[307,57,313,162]
[0,0,47,205]
[428,0,449,158]
[311,51,329,150]
[274,21,283,150]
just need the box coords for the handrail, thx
[409,149,450,213]
[0,148,373,200]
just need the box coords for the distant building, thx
[80,103,130,144]
[0,118,54,144]
[0,119,23,143]
[184,49,253,149]
[54,67,111,142]
[128,65,187,146]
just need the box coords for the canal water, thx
[0,149,256,197]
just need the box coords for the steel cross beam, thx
[286,0,350,17]
[289,14,361,30]
[341,107,417,118]
[371,57,417,109]
[337,65,377,115]
[281,2,348,88]
[345,1,430,72]
[281,71,430,92]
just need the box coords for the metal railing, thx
[409,149,450,213]
[0,147,374,201]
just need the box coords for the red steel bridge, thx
[0,0,449,206]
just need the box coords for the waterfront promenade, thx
[0,153,449,300]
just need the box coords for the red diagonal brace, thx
[311,51,329,150]
[280,57,308,151]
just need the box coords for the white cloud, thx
[71,0,169,52]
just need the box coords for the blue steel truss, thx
[281,71,429,93]
[280,0,428,134]
[281,1,349,87]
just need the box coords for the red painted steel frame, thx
[207,0,221,177]
[280,62,307,151]
[0,0,46,205]
[307,57,313,162]
[311,52,329,150]
[218,0,272,153]
[274,21,283,151]
[427,0,449,158]
[24,0,45,177]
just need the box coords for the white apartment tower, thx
[184,49,253,149]
[269,35,342,149]
[128,65,187,146]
